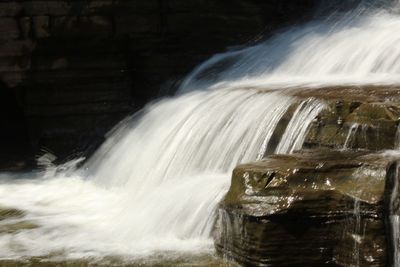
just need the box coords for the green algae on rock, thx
[0,206,24,221]
[0,206,38,234]
[0,221,38,234]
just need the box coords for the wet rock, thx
[214,150,400,266]
[0,221,38,234]
[291,86,400,150]
[0,206,24,221]
[0,206,37,234]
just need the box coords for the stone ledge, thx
[214,149,400,266]
[269,86,400,151]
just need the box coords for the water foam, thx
[0,89,322,259]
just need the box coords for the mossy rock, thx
[0,206,24,220]
[0,221,38,233]
[0,206,37,233]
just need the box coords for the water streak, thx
[352,199,362,267]
[275,98,325,154]
[343,123,360,149]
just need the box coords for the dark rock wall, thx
[0,0,319,167]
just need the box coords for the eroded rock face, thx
[214,150,400,266]
[257,86,400,155]
[305,103,400,151]
[291,86,400,151]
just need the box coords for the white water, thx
[1,0,400,262]
[0,89,322,259]
[180,2,400,93]
[275,98,325,154]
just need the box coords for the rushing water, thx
[179,1,400,93]
[2,0,400,263]
[0,89,322,260]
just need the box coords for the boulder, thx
[214,149,400,266]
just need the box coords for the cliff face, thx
[0,0,319,168]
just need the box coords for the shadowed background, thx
[0,0,324,169]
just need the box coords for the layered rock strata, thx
[214,150,400,266]
[215,86,400,266]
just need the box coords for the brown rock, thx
[281,86,400,151]
[214,150,400,266]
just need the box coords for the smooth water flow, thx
[275,98,325,154]
[180,2,400,93]
[343,123,360,149]
[0,89,322,259]
[87,90,294,187]
[1,0,400,262]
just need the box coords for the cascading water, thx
[1,0,400,263]
[179,1,400,93]
[275,98,325,154]
[84,90,296,244]
[0,88,322,259]
[343,123,360,149]
[87,90,294,187]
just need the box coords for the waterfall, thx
[83,89,297,244]
[1,0,400,262]
[86,90,295,187]
[275,98,325,154]
[179,1,400,93]
[343,123,360,149]
[0,88,324,259]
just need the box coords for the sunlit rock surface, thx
[294,86,400,150]
[214,150,400,266]
[253,86,400,154]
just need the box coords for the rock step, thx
[263,86,400,153]
[214,149,400,266]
